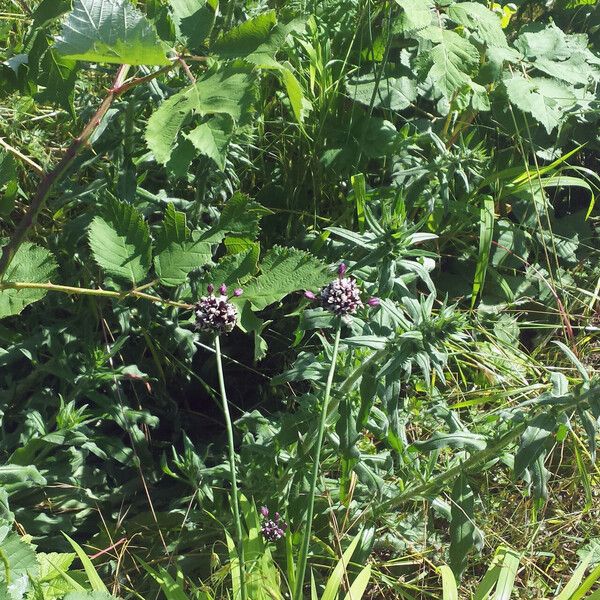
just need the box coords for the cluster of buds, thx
[194,284,243,334]
[259,506,287,542]
[305,263,379,316]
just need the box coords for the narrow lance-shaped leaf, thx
[449,473,476,579]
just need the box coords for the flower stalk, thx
[214,335,247,600]
[293,322,342,600]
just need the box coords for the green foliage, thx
[88,197,152,285]
[55,0,170,66]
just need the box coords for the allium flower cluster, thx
[260,506,287,542]
[305,263,379,316]
[194,284,242,334]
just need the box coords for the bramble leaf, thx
[244,246,330,310]
[145,65,256,164]
[169,0,217,52]
[55,0,171,66]
[88,197,152,284]
[0,243,57,319]
[154,205,212,286]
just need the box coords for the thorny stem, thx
[0,59,182,279]
[214,336,247,600]
[0,281,193,310]
[293,323,342,600]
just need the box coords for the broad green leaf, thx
[145,65,256,164]
[32,0,72,29]
[395,0,433,32]
[0,243,57,319]
[185,114,234,170]
[348,70,417,112]
[202,245,259,290]
[63,593,116,600]
[154,204,212,286]
[214,192,268,239]
[244,246,330,311]
[503,74,576,134]
[37,552,76,579]
[0,528,39,585]
[88,197,152,284]
[449,473,476,578]
[213,11,304,69]
[418,27,480,99]
[169,0,217,52]
[447,2,507,48]
[55,0,171,66]
[0,464,47,489]
[280,66,311,123]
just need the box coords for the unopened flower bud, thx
[260,506,269,518]
[337,263,347,277]
[234,288,243,297]
[219,283,227,295]
[304,290,316,300]
[207,283,214,294]
[368,297,381,307]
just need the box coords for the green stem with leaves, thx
[293,323,342,600]
[214,335,247,600]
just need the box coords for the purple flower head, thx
[304,290,317,300]
[195,285,238,333]
[207,283,214,294]
[321,277,363,316]
[337,263,348,277]
[234,288,244,297]
[260,506,287,543]
[219,283,227,295]
[367,297,381,307]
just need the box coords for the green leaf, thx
[88,197,152,284]
[412,431,488,452]
[32,0,72,29]
[63,535,107,593]
[169,0,217,52]
[55,0,171,66]
[439,565,458,600]
[244,246,330,311]
[215,192,267,239]
[203,245,259,290]
[0,527,39,587]
[418,27,480,99]
[0,243,57,319]
[503,74,576,134]
[449,474,476,578]
[185,114,234,170]
[472,195,495,307]
[0,151,16,188]
[394,0,432,33]
[213,11,304,69]
[0,464,47,489]
[347,70,417,112]
[514,413,556,479]
[145,65,256,164]
[63,593,116,600]
[280,66,311,123]
[154,204,212,286]
[447,2,508,48]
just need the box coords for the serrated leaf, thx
[213,192,268,239]
[244,246,329,311]
[145,65,256,164]
[202,245,259,290]
[88,197,152,284]
[447,2,507,48]
[154,205,212,286]
[185,114,234,170]
[0,529,39,585]
[504,74,576,134]
[449,474,476,578]
[55,0,170,66]
[418,27,480,99]
[213,11,304,68]
[347,70,417,112]
[395,0,433,32]
[169,0,216,52]
[0,243,57,319]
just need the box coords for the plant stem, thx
[0,281,193,310]
[214,335,247,600]
[293,324,342,600]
